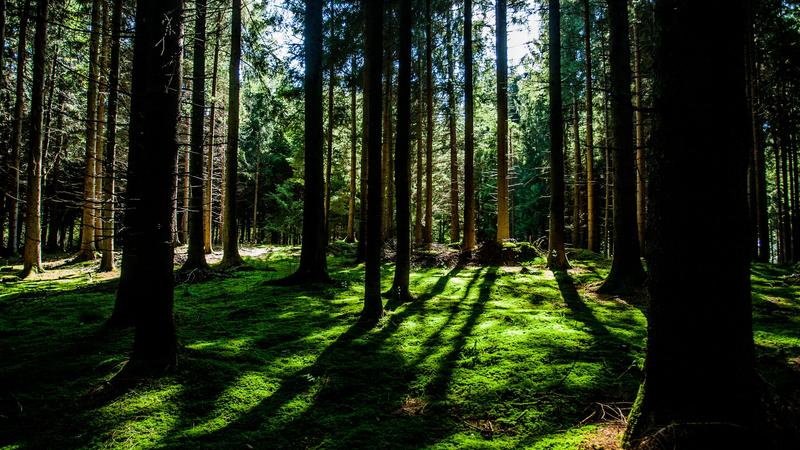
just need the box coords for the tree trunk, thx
[252,158,259,242]
[220,0,243,267]
[382,42,394,241]
[99,0,121,272]
[633,15,646,249]
[389,0,412,302]
[583,0,598,252]
[346,57,357,243]
[7,0,31,256]
[95,0,108,249]
[356,55,369,262]
[362,0,384,323]
[423,0,433,245]
[462,0,476,251]
[572,99,583,248]
[598,0,644,293]
[414,45,424,246]
[446,6,459,244]
[182,0,209,271]
[204,10,222,255]
[496,0,509,242]
[623,1,756,446]
[325,56,334,242]
[76,0,102,261]
[547,0,569,269]
[21,0,48,277]
[114,0,183,368]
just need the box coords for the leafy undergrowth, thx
[0,246,797,449]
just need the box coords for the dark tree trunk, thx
[279,0,329,282]
[99,0,121,272]
[462,0,476,251]
[583,0,598,252]
[21,0,48,277]
[496,0,509,242]
[362,0,384,323]
[382,40,394,241]
[547,0,569,270]
[325,55,334,242]
[356,56,369,262]
[598,0,644,293]
[220,0,244,267]
[346,57,357,243]
[623,1,756,447]
[204,10,221,255]
[114,0,183,369]
[414,45,424,246]
[182,0,209,271]
[422,0,433,245]
[572,100,583,248]
[389,0,412,303]
[446,7,459,244]
[633,14,646,249]
[7,0,31,256]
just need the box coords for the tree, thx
[362,0,384,323]
[99,0,121,272]
[205,10,222,255]
[598,0,645,294]
[346,57,357,243]
[623,1,756,447]
[116,0,184,369]
[423,0,433,245]
[462,0,476,252]
[220,0,244,268]
[76,0,102,262]
[583,0,598,252]
[547,0,569,270]
[571,99,583,247]
[6,0,32,256]
[276,0,329,283]
[182,0,210,272]
[389,0,412,303]
[496,0,509,242]
[446,6,459,244]
[21,0,49,277]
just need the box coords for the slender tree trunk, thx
[204,10,221,255]
[114,0,183,368]
[598,0,644,293]
[76,0,102,261]
[462,0,476,251]
[446,7,459,244]
[423,0,433,245]
[496,0,509,242]
[180,111,190,245]
[252,158,259,242]
[623,2,756,446]
[99,0,121,272]
[390,0,412,302]
[0,0,6,249]
[325,56,334,242]
[572,99,583,247]
[46,93,66,252]
[633,15,646,249]
[7,0,31,256]
[414,45,424,246]
[583,0,598,252]
[547,0,569,269]
[362,0,384,323]
[601,28,612,257]
[95,0,108,248]
[21,0,48,277]
[182,0,209,271]
[356,57,369,261]
[382,43,394,240]
[220,0,243,267]
[346,57,357,243]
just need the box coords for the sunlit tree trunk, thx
[496,0,509,242]
[357,55,369,262]
[583,0,598,252]
[462,0,476,251]
[21,0,48,277]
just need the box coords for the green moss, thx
[0,248,797,448]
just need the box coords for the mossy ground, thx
[0,245,797,449]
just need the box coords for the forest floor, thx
[0,244,798,449]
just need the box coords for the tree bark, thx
[76,0,102,261]
[6,0,31,256]
[382,40,394,241]
[99,0,121,272]
[623,1,756,446]
[572,99,583,248]
[220,0,243,267]
[423,0,433,245]
[547,0,569,269]
[462,0,476,251]
[583,0,598,252]
[414,44,424,246]
[21,0,48,277]
[356,54,369,262]
[390,0,412,303]
[204,10,222,255]
[362,0,384,323]
[598,0,644,293]
[114,0,183,368]
[446,6,459,244]
[182,0,209,271]
[496,0,509,242]
[346,57,357,243]
[325,54,335,242]
[95,0,108,249]
[633,15,645,249]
